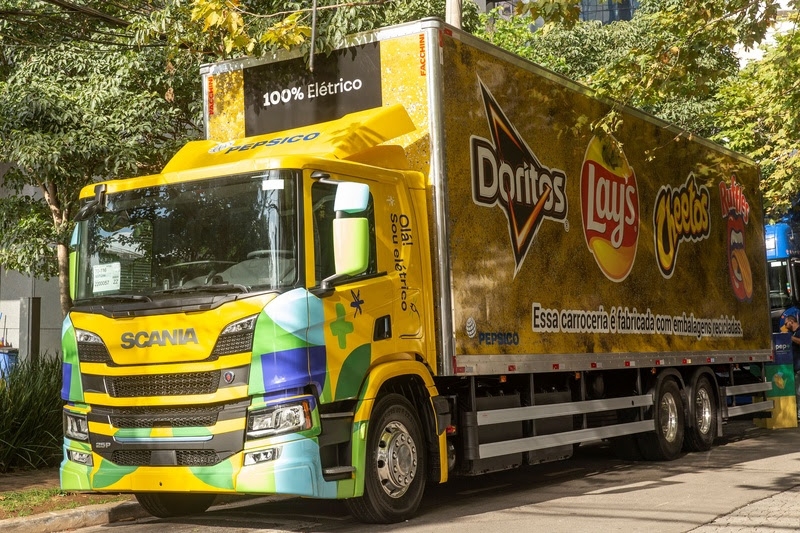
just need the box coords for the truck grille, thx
[77,342,111,363]
[111,449,220,467]
[106,371,220,398]
[112,450,150,466]
[211,331,254,356]
[110,405,224,428]
[176,450,219,466]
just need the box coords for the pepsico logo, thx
[580,135,640,282]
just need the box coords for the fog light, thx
[244,447,281,466]
[67,450,93,466]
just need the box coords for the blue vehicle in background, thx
[765,221,800,330]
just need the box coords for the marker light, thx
[221,315,258,336]
[75,329,103,344]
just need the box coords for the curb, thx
[0,500,148,533]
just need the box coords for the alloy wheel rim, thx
[695,387,712,434]
[375,420,418,498]
[660,392,678,442]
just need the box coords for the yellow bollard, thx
[756,333,798,429]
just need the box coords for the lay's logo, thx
[580,136,640,282]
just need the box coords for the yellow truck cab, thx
[61,19,774,524]
[62,105,446,522]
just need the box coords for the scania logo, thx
[120,328,199,349]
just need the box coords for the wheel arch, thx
[352,359,447,486]
[644,368,688,426]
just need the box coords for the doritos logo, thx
[469,79,568,276]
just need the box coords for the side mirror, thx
[333,182,369,213]
[69,225,80,301]
[74,184,106,222]
[333,218,369,276]
[320,182,370,291]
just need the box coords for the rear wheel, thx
[135,492,216,518]
[640,378,685,461]
[684,376,717,452]
[346,393,427,523]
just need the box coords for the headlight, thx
[247,401,311,439]
[64,412,89,441]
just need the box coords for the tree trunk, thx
[57,242,72,318]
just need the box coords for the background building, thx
[476,1,640,23]
[0,169,62,358]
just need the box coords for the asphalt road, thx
[71,420,800,533]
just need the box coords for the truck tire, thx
[346,393,427,523]
[135,492,216,518]
[640,379,684,461]
[684,375,717,452]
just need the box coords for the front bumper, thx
[61,423,364,499]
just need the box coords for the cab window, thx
[311,181,377,286]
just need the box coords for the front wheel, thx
[639,378,685,461]
[346,393,427,523]
[135,492,215,518]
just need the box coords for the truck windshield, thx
[768,260,791,311]
[74,170,299,302]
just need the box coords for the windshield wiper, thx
[83,294,153,303]
[156,283,249,295]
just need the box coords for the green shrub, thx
[0,356,63,472]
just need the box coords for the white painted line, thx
[585,480,658,495]
[457,483,512,495]
[544,467,584,477]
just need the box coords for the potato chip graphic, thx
[727,215,753,301]
[580,136,640,282]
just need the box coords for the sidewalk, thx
[691,485,800,532]
[2,456,800,532]
[0,468,145,533]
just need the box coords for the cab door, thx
[307,175,396,404]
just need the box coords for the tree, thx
[714,9,800,218]
[0,1,203,316]
[0,0,483,317]
[475,4,739,138]
[141,0,481,59]
[479,1,799,217]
